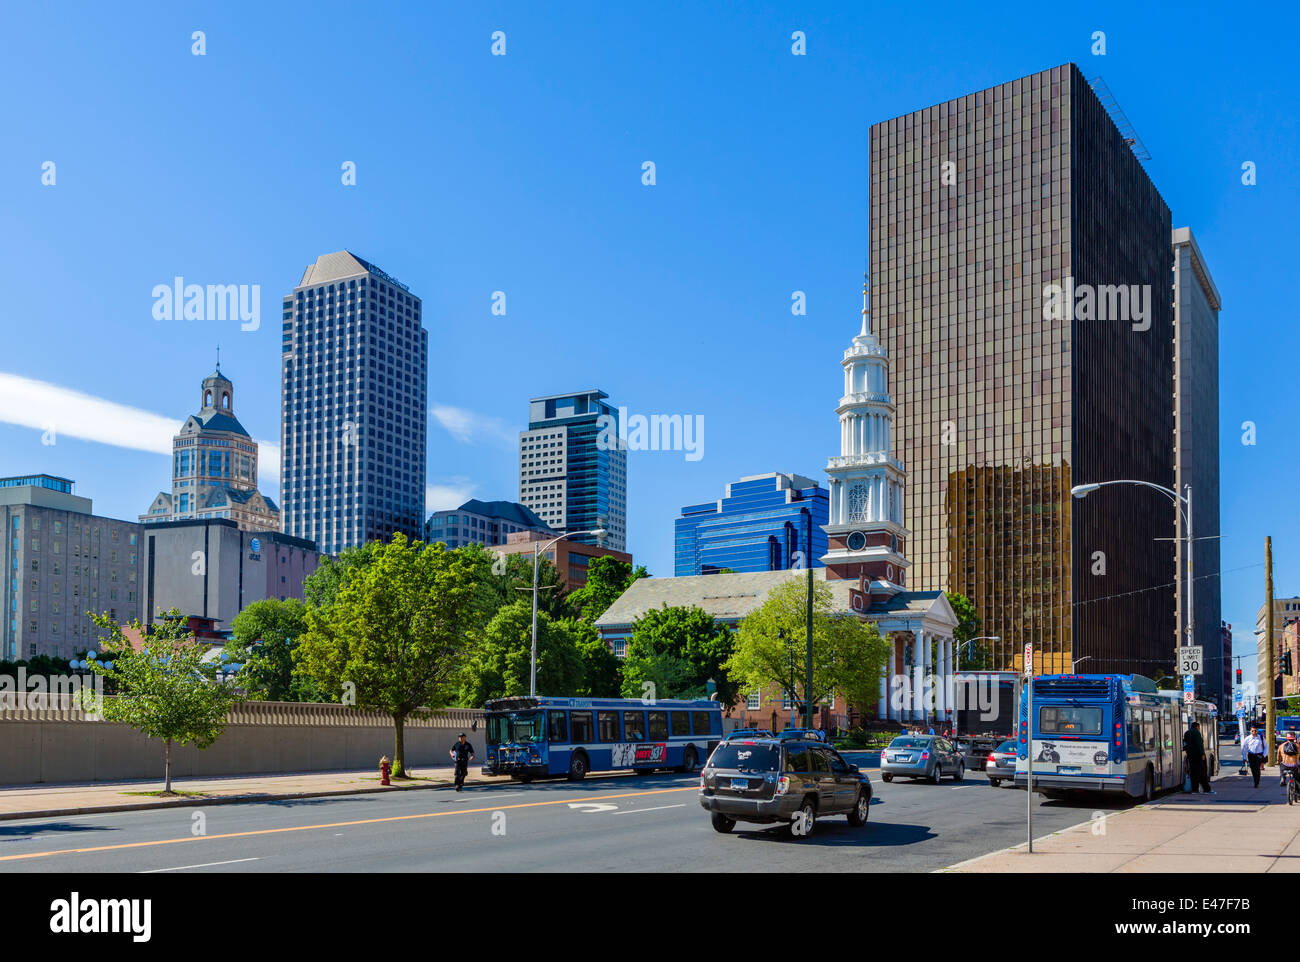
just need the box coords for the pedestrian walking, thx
[1182,721,1213,794]
[1243,727,1266,787]
[450,732,475,792]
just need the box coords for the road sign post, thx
[1178,646,1204,676]
[1025,643,1033,854]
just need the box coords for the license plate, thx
[1058,766,1080,775]
[894,755,911,763]
[730,778,748,791]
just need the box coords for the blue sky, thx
[2,2,1296,680]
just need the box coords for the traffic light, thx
[1284,651,1294,677]
[1237,668,1243,686]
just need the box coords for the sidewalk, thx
[0,766,505,822]
[944,765,1300,872]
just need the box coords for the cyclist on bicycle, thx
[1278,731,1300,788]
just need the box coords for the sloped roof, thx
[457,499,549,529]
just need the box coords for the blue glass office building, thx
[675,473,829,576]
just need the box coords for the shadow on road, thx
[0,820,113,839]
[732,819,937,847]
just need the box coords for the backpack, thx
[1284,740,1298,758]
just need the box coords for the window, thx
[809,749,831,774]
[746,690,761,710]
[597,711,619,742]
[570,710,593,743]
[670,711,690,737]
[784,746,809,772]
[691,711,713,736]
[622,711,646,741]
[648,711,668,740]
[826,750,851,774]
[1038,705,1103,736]
[548,711,567,743]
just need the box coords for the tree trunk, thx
[164,738,173,794]
[393,714,406,778]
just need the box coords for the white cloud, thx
[430,403,515,446]
[426,477,478,514]
[0,371,280,480]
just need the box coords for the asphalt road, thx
[0,757,1179,873]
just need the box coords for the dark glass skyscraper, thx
[280,251,427,556]
[871,63,1175,676]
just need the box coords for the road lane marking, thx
[612,804,685,815]
[567,802,618,813]
[0,786,696,864]
[142,858,261,873]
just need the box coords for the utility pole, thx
[805,566,814,730]
[1266,536,1276,765]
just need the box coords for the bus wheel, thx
[678,746,699,773]
[1141,767,1153,803]
[567,753,588,782]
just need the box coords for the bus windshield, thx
[487,711,546,744]
[1038,705,1103,736]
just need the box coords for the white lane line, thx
[611,804,686,816]
[141,857,261,873]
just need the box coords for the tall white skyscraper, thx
[280,251,427,556]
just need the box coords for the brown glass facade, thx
[871,63,1175,677]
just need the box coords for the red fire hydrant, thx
[379,756,391,786]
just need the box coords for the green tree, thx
[726,579,888,720]
[947,592,984,669]
[296,534,483,777]
[86,609,246,793]
[463,543,572,623]
[223,598,319,702]
[459,599,584,705]
[570,618,622,697]
[302,541,380,610]
[568,556,648,623]
[620,605,735,703]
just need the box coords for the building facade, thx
[140,519,319,633]
[1258,597,1300,711]
[0,475,142,660]
[872,63,1175,676]
[1172,227,1223,706]
[425,499,553,549]
[519,391,627,551]
[140,365,279,533]
[674,472,828,576]
[280,251,427,556]
[485,530,632,591]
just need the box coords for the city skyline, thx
[1,4,1295,685]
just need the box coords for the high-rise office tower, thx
[518,391,627,551]
[280,251,427,556]
[1172,227,1222,705]
[872,63,1175,676]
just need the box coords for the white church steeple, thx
[821,276,910,589]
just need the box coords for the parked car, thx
[776,728,828,742]
[879,734,964,783]
[984,739,1019,787]
[699,736,872,837]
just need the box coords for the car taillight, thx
[700,774,706,791]
[987,755,996,763]
[921,751,930,760]
[776,775,791,796]
[880,750,888,761]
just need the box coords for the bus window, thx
[691,711,712,736]
[670,711,690,736]
[1128,715,1143,753]
[648,710,669,740]
[1039,705,1102,736]
[623,711,646,741]
[571,711,594,743]
[1142,710,1156,752]
[597,711,619,742]
[488,714,508,745]
[549,711,567,743]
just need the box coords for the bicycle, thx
[1286,768,1299,806]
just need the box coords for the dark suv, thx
[699,737,872,837]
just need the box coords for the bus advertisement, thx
[481,696,723,782]
[1014,674,1218,800]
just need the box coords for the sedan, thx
[879,735,964,783]
[984,739,1019,787]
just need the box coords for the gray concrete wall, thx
[0,700,485,785]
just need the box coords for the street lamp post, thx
[955,635,1001,670]
[525,527,607,696]
[1072,479,1194,671]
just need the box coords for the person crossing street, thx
[450,733,475,792]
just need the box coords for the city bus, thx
[481,696,723,782]
[1013,673,1219,800]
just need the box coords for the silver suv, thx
[699,737,872,837]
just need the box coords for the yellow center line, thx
[0,786,697,864]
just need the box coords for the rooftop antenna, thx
[860,271,871,337]
[216,344,221,373]
[1088,76,1151,162]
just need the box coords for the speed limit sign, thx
[1178,646,1203,676]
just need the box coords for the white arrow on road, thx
[567,802,618,813]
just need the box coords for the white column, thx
[934,632,945,718]
[943,638,952,721]
[877,668,887,721]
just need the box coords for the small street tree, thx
[296,534,483,777]
[620,604,735,704]
[87,609,246,794]
[726,579,888,723]
[459,599,585,705]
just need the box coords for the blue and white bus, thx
[481,696,723,782]
[1013,674,1219,800]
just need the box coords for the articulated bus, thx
[1014,674,1219,800]
[481,696,723,782]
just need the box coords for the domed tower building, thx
[140,362,280,534]
[821,280,957,725]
